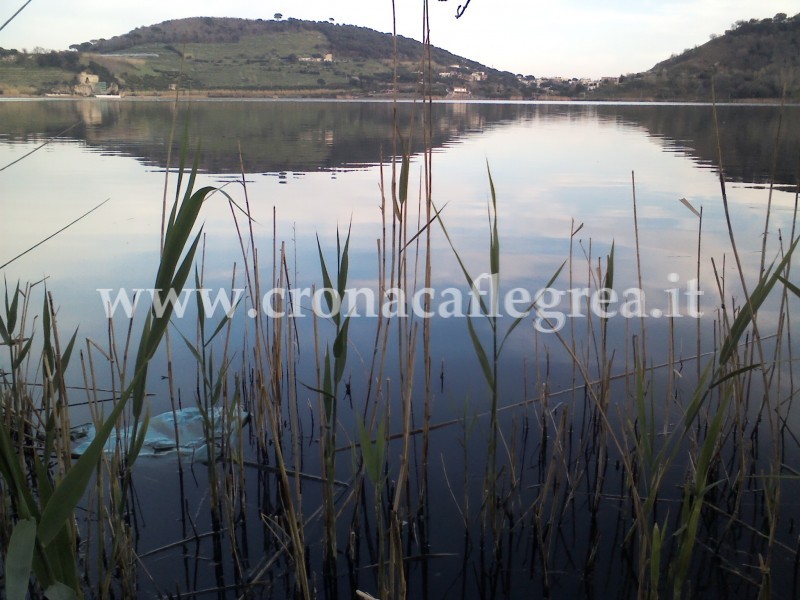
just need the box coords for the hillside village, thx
[0,40,622,99]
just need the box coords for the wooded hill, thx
[62,17,522,97]
[593,12,800,101]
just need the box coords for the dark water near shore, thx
[1,99,799,598]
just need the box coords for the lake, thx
[1,98,799,598]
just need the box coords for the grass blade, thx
[5,518,36,600]
[719,236,798,364]
[466,310,494,388]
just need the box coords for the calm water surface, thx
[1,99,798,597]
[3,99,796,337]
[2,100,796,395]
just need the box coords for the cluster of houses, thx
[436,63,621,97]
[438,65,487,82]
[298,53,334,63]
[437,64,486,96]
[516,74,621,95]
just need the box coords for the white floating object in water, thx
[71,406,248,463]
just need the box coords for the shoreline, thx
[1,91,797,106]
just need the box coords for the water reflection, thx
[594,103,800,189]
[1,100,798,186]
[1,100,796,347]
[0,99,526,173]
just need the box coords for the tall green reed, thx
[314,226,352,579]
[0,147,218,598]
[435,164,563,526]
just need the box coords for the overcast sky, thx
[3,1,798,78]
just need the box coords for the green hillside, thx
[594,12,800,101]
[0,48,79,95]
[0,17,521,98]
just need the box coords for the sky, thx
[2,0,799,78]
